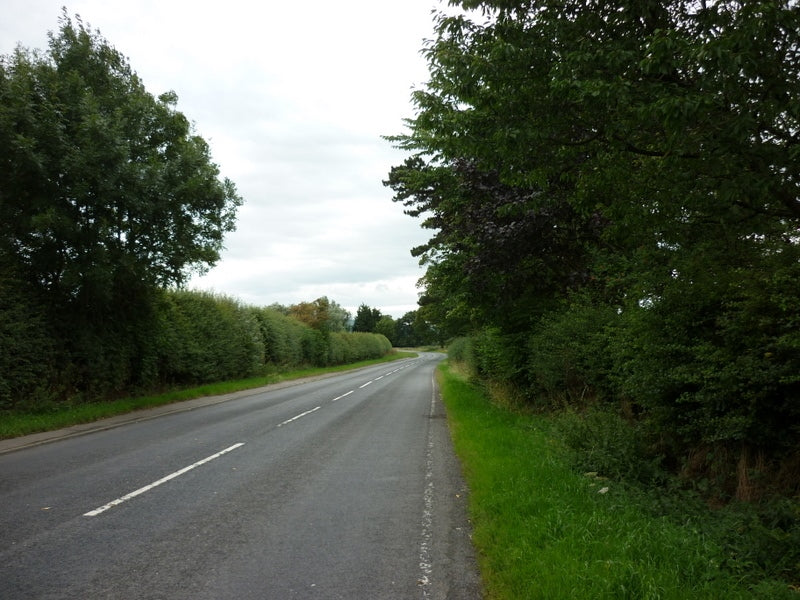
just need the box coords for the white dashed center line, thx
[278,406,321,427]
[84,442,245,517]
[83,362,418,519]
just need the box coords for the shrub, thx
[328,332,392,365]
[158,290,262,384]
[447,337,474,372]
[252,307,308,366]
[526,298,619,408]
[471,328,525,383]
[0,270,55,409]
[554,406,666,486]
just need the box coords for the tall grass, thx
[437,362,794,599]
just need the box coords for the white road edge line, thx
[419,373,436,595]
[277,406,321,427]
[332,391,354,402]
[359,381,373,388]
[84,442,245,517]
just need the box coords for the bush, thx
[0,283,392,412]
[554,406,666,486]
[252,307,308,365]
[300,328,326,365]
[0,270,55,409]
[526,298,619,407]
[158,290,262,384]
[327,332,392,365]
[447,337,474,370]
[552,405,800,589]
[471,328,527,384]
[606,257,800,498]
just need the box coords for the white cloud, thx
[1,0,437,318]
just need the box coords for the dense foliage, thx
[0,14,243,406]
[0,288,392,410]
[352,302,439,347]
[0,16,390,410]
[387,0,800,501]
[1,14,241,293]
[288,296,350,333]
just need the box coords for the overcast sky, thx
[2,0,443,318]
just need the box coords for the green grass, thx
[0,352,416,440]
[437,362,794,600]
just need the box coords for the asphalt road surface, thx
[0,353,482,599]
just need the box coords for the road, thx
[0,353,482,599]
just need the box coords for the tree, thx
[352,303,382,332]
[374,315,397,346]
[394,310,439,347]
[266,303,290,315]
[387,0,800,494]
[389,1,800,321]
[394,311,418,347]
[324,298,351,333]
[385,157,601,331]
[0,13,242,400]
[411,310,439,347]
[0,13,241,305]
[289,296,350,333]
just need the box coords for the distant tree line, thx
[386,0,800,502]
[352,303,439,347]
[0,15,390,412]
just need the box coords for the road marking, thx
[374,375,384,380]
[84,443,245,517]
[277,406,321,427]
[359,381,372,388]
[332,390,354,402]
[419,374,437,595]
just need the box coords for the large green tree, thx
[388,0,800,492]
[394,310,439,347]
[352,303,383,332]
[0,13,242,400]
[0,13,241,306]
[374,315,397,345]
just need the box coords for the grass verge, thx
[437,361,795,600]
[0,352,416,440]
